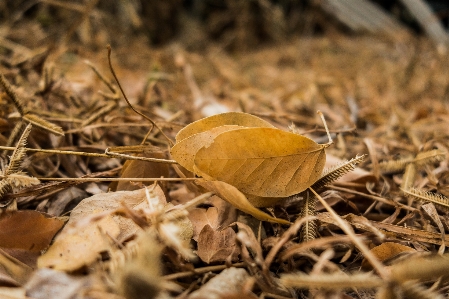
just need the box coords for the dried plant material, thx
[401,162,417,191]
[25,268,92,299]
[194,127,328,197]
[67,187,153,239]
[38,215,120,271]
[197,180,290,225]
[281,272,383,289]
[361,242,415,270]
[171,125,243,173]
[0,210,64,252]
[299,191,317,242]
[21,114,64,137]
[413,149,446,166]
[311,154,366,190]
[3,125,31,177]
[0,248,34,286]
[188,267,254,299]
[379,156,414,174]
[318,212,449,245]
[0,74,25,115]
[401,187,449,212]
[380,149,446,174]
[197,224,238,264]
[188,207,220,241]
[399,280,445,299]
[115,231,165,299]
[175,111,274,142]
[421,203,446,253]
[389,253,449,283]
[114,152,169,191]
[1,124,39,201]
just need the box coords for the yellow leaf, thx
[194,127,327,197]
[175,112,274,142]
[171,125,243,173]
[197,180,291,225]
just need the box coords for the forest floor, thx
[1,12,449,299]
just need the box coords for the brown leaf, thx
[189,207,220,241]
[194,127,327,197]
[361,242,415,270]
[175,112,274,143]
[197,180,290,225]
[196,224,238,264]
[0,248,33,286]
[37,215,120,271]
[115,152,170,191]
[171,125,243,173]
[188,267,255,299]
[0,211,64,252]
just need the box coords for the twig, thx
[309,187,389,280]
[37,177,196,182]
[163,262,246,280]
[0,146,177,164]
[107,45,174,146]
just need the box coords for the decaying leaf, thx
[114,152,170,191]
[0,210,64,253]
[188,267,255,299]
[37,215,120,271]
[361,242,415,270]
[197,180,290,225]
[196,224,238,264]
[188,207,220,241]
[194,127,327,197]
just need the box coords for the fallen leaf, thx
[175,112,274,142]
[189,207,220,241]
[171,125,243,173]
[194,127,327,197]
[37,215,120,271]
[37,187,165,271]
[188,267,253,299]
[197,180,290,225]
[115,152,170,191]
[361,242,415,270]
[0,248,33,286]
[0,211,64,252]
[196,224,238,264]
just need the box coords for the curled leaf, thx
[197,179,290,225]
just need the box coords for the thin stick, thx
[329,185,416,212]
[317,110,333,145]
[36,177,197,182]
[309,187,389,280]
[107,45,174,146]
[163,262,246,280]
[0,146,177,164]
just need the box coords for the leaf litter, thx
[1,4,449,298]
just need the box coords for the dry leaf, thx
[175,112,274,143]
[171,125,243,173]
[196,224,238,264]
[0,248,34,286]
[115,152,170,191]
[361,242,415,270]
[194,127,327,197]
[188,207,220,241]
[0,211,64,252]
[37,215,120,271]
[188,267,253,299]
[197,180,290,225]
[37,187,164,271]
